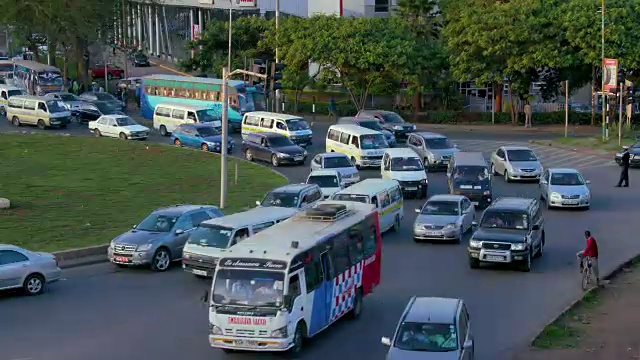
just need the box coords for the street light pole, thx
[220,67,229,209]
[228,0,233,70]
[121,0,129,80]
[275,0,280,112]
[601,0,606,141]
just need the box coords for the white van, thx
[0,85,23,117]
[6,95,72,129]
[381,147,428,198]
[154,103,222,136]
[241,111,313,147]
[326,124,389,168]
[331,178,404,232]
[182,206,299,277]
[306,169,345,199]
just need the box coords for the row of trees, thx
[181,0,640,122]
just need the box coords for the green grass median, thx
[0,134,287,252]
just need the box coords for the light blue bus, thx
[140,74,267,132]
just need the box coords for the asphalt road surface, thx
[1,63,636,360]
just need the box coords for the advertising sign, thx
[192,24,201,41]
[603,58,618,93]
[236,0,257,7]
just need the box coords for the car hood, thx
[387,348,461,360]
[392,171,427,181]
[548,184,589,196]
[273,145,305,155]
[202,135,234,144]
[509,161,542,169]
[113,229,168,245]
[472,228,528,243]
[430,148,459,157]
[122,124,149,132]
[415,214,460,226]
[330,166,358,177]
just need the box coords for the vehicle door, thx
[181,126,199,147]
[0,90,7,110]
[539,170,550,199]
[381,153,391,179]
[275,120,288,136]
[311,154,323,171]
[378,191,393,231]
[493,148,506,173]
[103,117,119,137]
[460,198,474,230]
[286,272,305,331]
[414,136,427,161]
[22,100,37,124]
[459,305,472,360]
[0,249,30,289]
[186,111,197,124]
[257,136,273,161]
[320,251,334,327]
[81,103,101,121]
[170,109,185,132]
[169,213,198,259]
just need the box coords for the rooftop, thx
[490,197,535,211]
[201,207,298,229]
[404,297,461,324]
[143,74,245,87]
[415,131,446,139]
[269,183,317,194]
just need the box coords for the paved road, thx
[1,62,636,360]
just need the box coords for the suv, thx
[256,183,323,210]
[468,197,545,272]
[407,132,459,171]
[356,109,416,139]
[447,152,492,208]
[337,116,396,146]
[108,205,223,271]
[381,296,474,360]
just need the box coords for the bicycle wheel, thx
[581,268,591,291]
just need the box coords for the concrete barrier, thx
[53,244,109,269]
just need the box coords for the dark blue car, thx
[171,123,234,153]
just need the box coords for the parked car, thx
[44,92,86,117]
[309,152,360,186]
[243,132,307,167]
[90,64,124,80]
[107,205,223,271]
[75,101,124,122]
[89,115,150,140]
[490,145,543,182]
[79,92,125,111]
[171,123,234,153]
[356,109,416,139]
[615,140,640,167]
[539,168,591,209]
[407,132,459,171]
[131,53,150,67]
[0,244,62,295]
[413,194,475,243]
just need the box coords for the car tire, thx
[536,234,545,258]
[12,116,21,126]
[173,138,181,146]
[348,290,363,319]
[201,143,209,151]
[37,119,46,129]
[271,154,280,167]
[119,132,127,140]
[159,125,168,136]
[351,156,360,169]
[392,215,401,232]
[504,170,510,182]
[289,323,305,358]
[469,258,480,269]
[150,248,171,272]
[245,149,253,161]
[23,273,45,295]
[520,250,532,272]
[94,129,101,137]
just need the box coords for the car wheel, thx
[289,323,305,358]
[159,125,168,136]
[392,215,401,232]
[201,143,209,151]
[348,290,363,319]
[521,250,532,272]
[12,116,21,126]
[119,132,127,140]
[536,235,545,258]
[245,149,254,161]
[37,119,46,129]
[23,273,45,295]
[173,138,181,146]
[271,154,280,167]
[151,248,171,272]
[504,170,510,182]
[351,156,360,169]
[94,129,101,137]
[469,258,480,269]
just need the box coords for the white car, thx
[306,169,344,199]
[539,168,591,209]
[89,115,150,140]
[490,145,543,182]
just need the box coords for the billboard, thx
[603,58,618,93]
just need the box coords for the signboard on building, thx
[236,0,257,7]
[603,58,618,93]
[198,0,213,4]
[192,24,201,41]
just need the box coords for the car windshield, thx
[196,109,221,123]
[631,141,640,149]
[550,172,585,186]
[136,214,179,232]
[307,175,339,188]
[45,100,67,113]
[453,166,489,181]
[187,225,233,249]
[213,269,285,307]
[358,120,384,131]
[135,54,148,60]
[425,137,453,149]
[332,193,369,203]
[394,322,458,352]
[261,191,298,208]
[115,117,137,126]
[96,102,117,114]
[421,201,459,216]
[480,211,528,230]
[507,149,537,162]
[381,112,405,124]
[197,126,220,137]
[95,93,116,101]
[269,136,295,147]
[323,156,353,168]
[58,93,78,101]
[360,134,387,150]
[285,119,310,131]
[7,90,22,98]
[391,157,424,171]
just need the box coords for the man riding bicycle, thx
[577,230,599,286]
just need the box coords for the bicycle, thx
[581,257,594,291]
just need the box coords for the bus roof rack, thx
[299,203,351,222]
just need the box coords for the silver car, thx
[310,152,360,186]
[490,146,543,182]
[108,205,223,271]
[45,92,86,116]
[413,195,475,243]
[0,244,62,295]
[539,168,591,209]
[382,296,474,360]
[407,132,459,171]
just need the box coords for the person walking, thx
[72,80,79,95]
[135,84,142,109]
[524,102,533,128]
[328,96,336,118]
[615,145,631,187]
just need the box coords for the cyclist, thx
[577,230,599,286]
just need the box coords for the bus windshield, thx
[360,134,387,150]
[37,71,63,86]
[332,193,369,203]
[286,119,310,131]
[187,225,233,249]
[240,91,267,112]
[213,268,285,307]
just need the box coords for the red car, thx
[90,64,124,80]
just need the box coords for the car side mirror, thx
[472,221,478,227]
[532,224,540,231]
[175,229,184,235]
[381,337,391,346]
[415,208,421,213]
[255,200,261,206]
[201,290,209,304]
[585,180,591,184]
[463,339,473,349]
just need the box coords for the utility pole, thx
[601,0,606,141]
[227,0,233,70]
[274,0,281,113]
[619,82,623,146]
[121,0,129,80]
[220,67,229,209]
[565,80,569,137]
[104,51,109,93]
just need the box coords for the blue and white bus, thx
[12,60,64,95]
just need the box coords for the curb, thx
[529,252,640,347]
[53,244,109,269]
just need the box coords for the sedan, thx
[243,132,307,167]
[76,100,124,123]
[491,145,543,182]
[44,92,86,117]
[79,91,125,111]
[171,123,234,153]
[614,141,640,167]
[413,194,475,243]
[539,168,591,209]
[310,152,360,186]
[89,115,150,140]
[89,64,124,80]
[0,244,62,295]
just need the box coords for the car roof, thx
[452,152,486,165]
[318,152,349,159]
[404,297,461,323]
[414,131,446,139]
[245,111,304,121]
[502,145,533,151]
[201,207,298,229]
[270,183,317,193]
[152,204,217,215]
[180,123,218,129]
[427,194,465,202]
[548,168,580,173]
[328,124,381,135]
[308,169,340,177]
[156,102,209,111]
[9,95,49,101]
[489,197,535,211]
[384,147,419,157]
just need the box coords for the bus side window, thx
[351,136,359,148]
[1,91,6,100]
[390,187,402,202]
[331,231,351,275]
[381,192,391,208]
[304,258,323,293]
[276,121,286,130]
[363,218,378,258]
[288,274,302,299]
[348,225,364,263]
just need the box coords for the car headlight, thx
[208,142,221,147]
[469,240,482,248]
[183,252,193,259]
[511,243,527,250]
[444,223,457,230]
[512,167,520,172]
[483,190,491,195]
[209,324,223,335]
[109,240,116,248]
[271,325,288,338]
[394,125,403,130]
[550,192,561,199]
[429,153,437,161]
[303,150,308,156]
[137,243,153,251]
[278,153,291,158]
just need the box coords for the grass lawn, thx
[553,135,637,151]
[0,134,287,252]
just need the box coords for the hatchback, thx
[171,123,234,153]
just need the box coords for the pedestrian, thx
[135,83,141,109]
[615,145,631,187]
[72,80,79,95]
[328,96,336,118]
[524,102,533,128]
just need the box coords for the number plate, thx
[294,156,303,161]
[192,269,208,276]
[563,200,579,205]
[234,339,258,347]
[424,231,440,236]
[486,255,505,261]
[405,187,417,190]
[114,256,130,262]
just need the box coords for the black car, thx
[132,53,150,67]
[79,92,126,111]
[76,101,124,122]
[242,132,307,167]
[356,109,416,139]
[615,140,640,167]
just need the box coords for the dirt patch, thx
[512,262,640,360]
